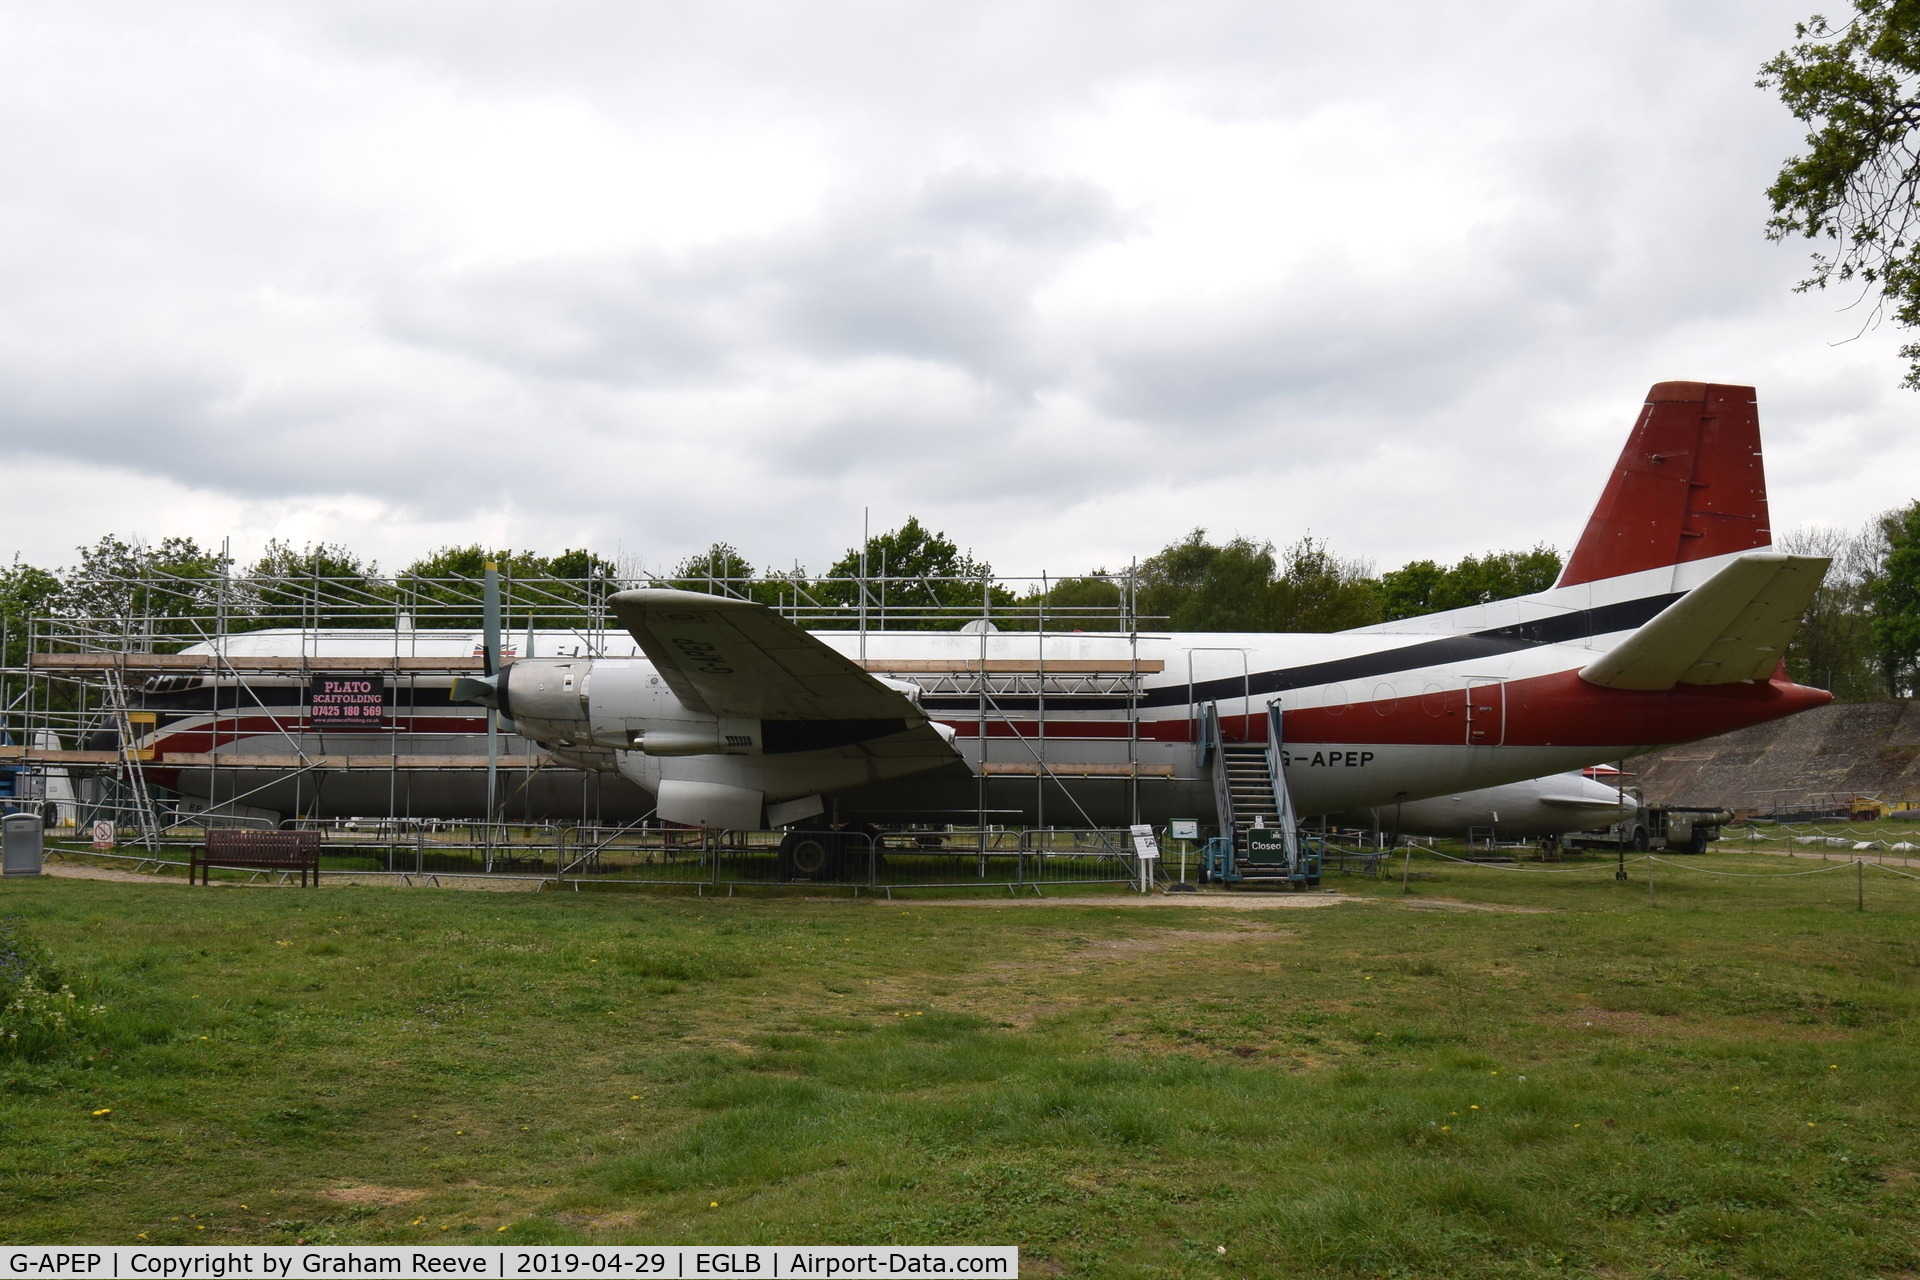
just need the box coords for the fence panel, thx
[43,820,1158,894]
[1022,828,1141,890]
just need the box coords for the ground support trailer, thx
[1568,805,1732,854]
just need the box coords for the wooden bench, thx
[191,830,322,887]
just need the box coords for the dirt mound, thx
[1634,700,1920,811]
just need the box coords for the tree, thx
[0,557,62,668]
[665,543,826,612]
[58,536,234,648]
[243,540,391,631]
[1034,576,1128,630]
[1130,531,1382,632]
[1271,536,1382,631]
[1378,546,1563,620]
[396,546,615,630]
[1872,499,1920,693]
[1136,531,1277,631]
[1379,559,1445,621]
[1779,522,1888,698]
[1761,3,1920,387]
[1433,547,1562,611]
[818,517,1010,629]
[397,546,515,630]
[669,543,755,595]
[993,575,1133,633]
[533,548,621,626]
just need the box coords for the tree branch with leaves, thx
[1763,1,1920,385]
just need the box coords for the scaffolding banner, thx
[309,675,386,727]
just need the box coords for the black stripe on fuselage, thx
[135,593,1687,722]
[916,593,1684,715]
[1146,592,1683,708]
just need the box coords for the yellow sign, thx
[126,711,157,761]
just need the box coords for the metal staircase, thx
[1204,701,1294,853]
[1203,700,1313,885]
[1220,744,1278,852]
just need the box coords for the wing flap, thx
[1579,553,1829,691]
[609,588,926,721]
[827,718,965,763]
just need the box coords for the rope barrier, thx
[1400,847,1913,886]
[1644,855,1851,879]
[1401,849,1920,917]
[1867,861,1920,882]
[1727,822,1920,847]
[1413,845,1640,874]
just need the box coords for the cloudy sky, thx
[0,0,1909,583]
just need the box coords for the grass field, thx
[4,852,1920,1278]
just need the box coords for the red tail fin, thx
[1556,382,1771,588]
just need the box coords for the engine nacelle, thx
[499,655,918,760]
[500,657,762,755]
[495,658,592,743]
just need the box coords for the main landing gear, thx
[776,824,880,882]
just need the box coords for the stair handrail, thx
[1208,704,1235,843]
[1266,701,1301,872]
[1196,699,1221,771]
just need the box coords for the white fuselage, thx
[135,546,1823,827]
[1329,771,1637,840]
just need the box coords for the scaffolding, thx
[0,555,1183,862]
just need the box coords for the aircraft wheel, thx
[779,829,842,881]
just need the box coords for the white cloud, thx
[0,0,1908,586]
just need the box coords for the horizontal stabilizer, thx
[1579,553,1829,691]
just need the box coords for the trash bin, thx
[3,812,44,877]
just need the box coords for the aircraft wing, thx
[1579,553,1829,691]
[607,588,927,721]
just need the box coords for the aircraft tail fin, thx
[1578,552,1829,691]
[1557,382,1772,590]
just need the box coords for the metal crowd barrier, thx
[42,820,1151,894]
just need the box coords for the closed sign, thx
[1246,829,1289,863]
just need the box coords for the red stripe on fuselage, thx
[151,674,1830,759]
[1239,668,1830,748]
